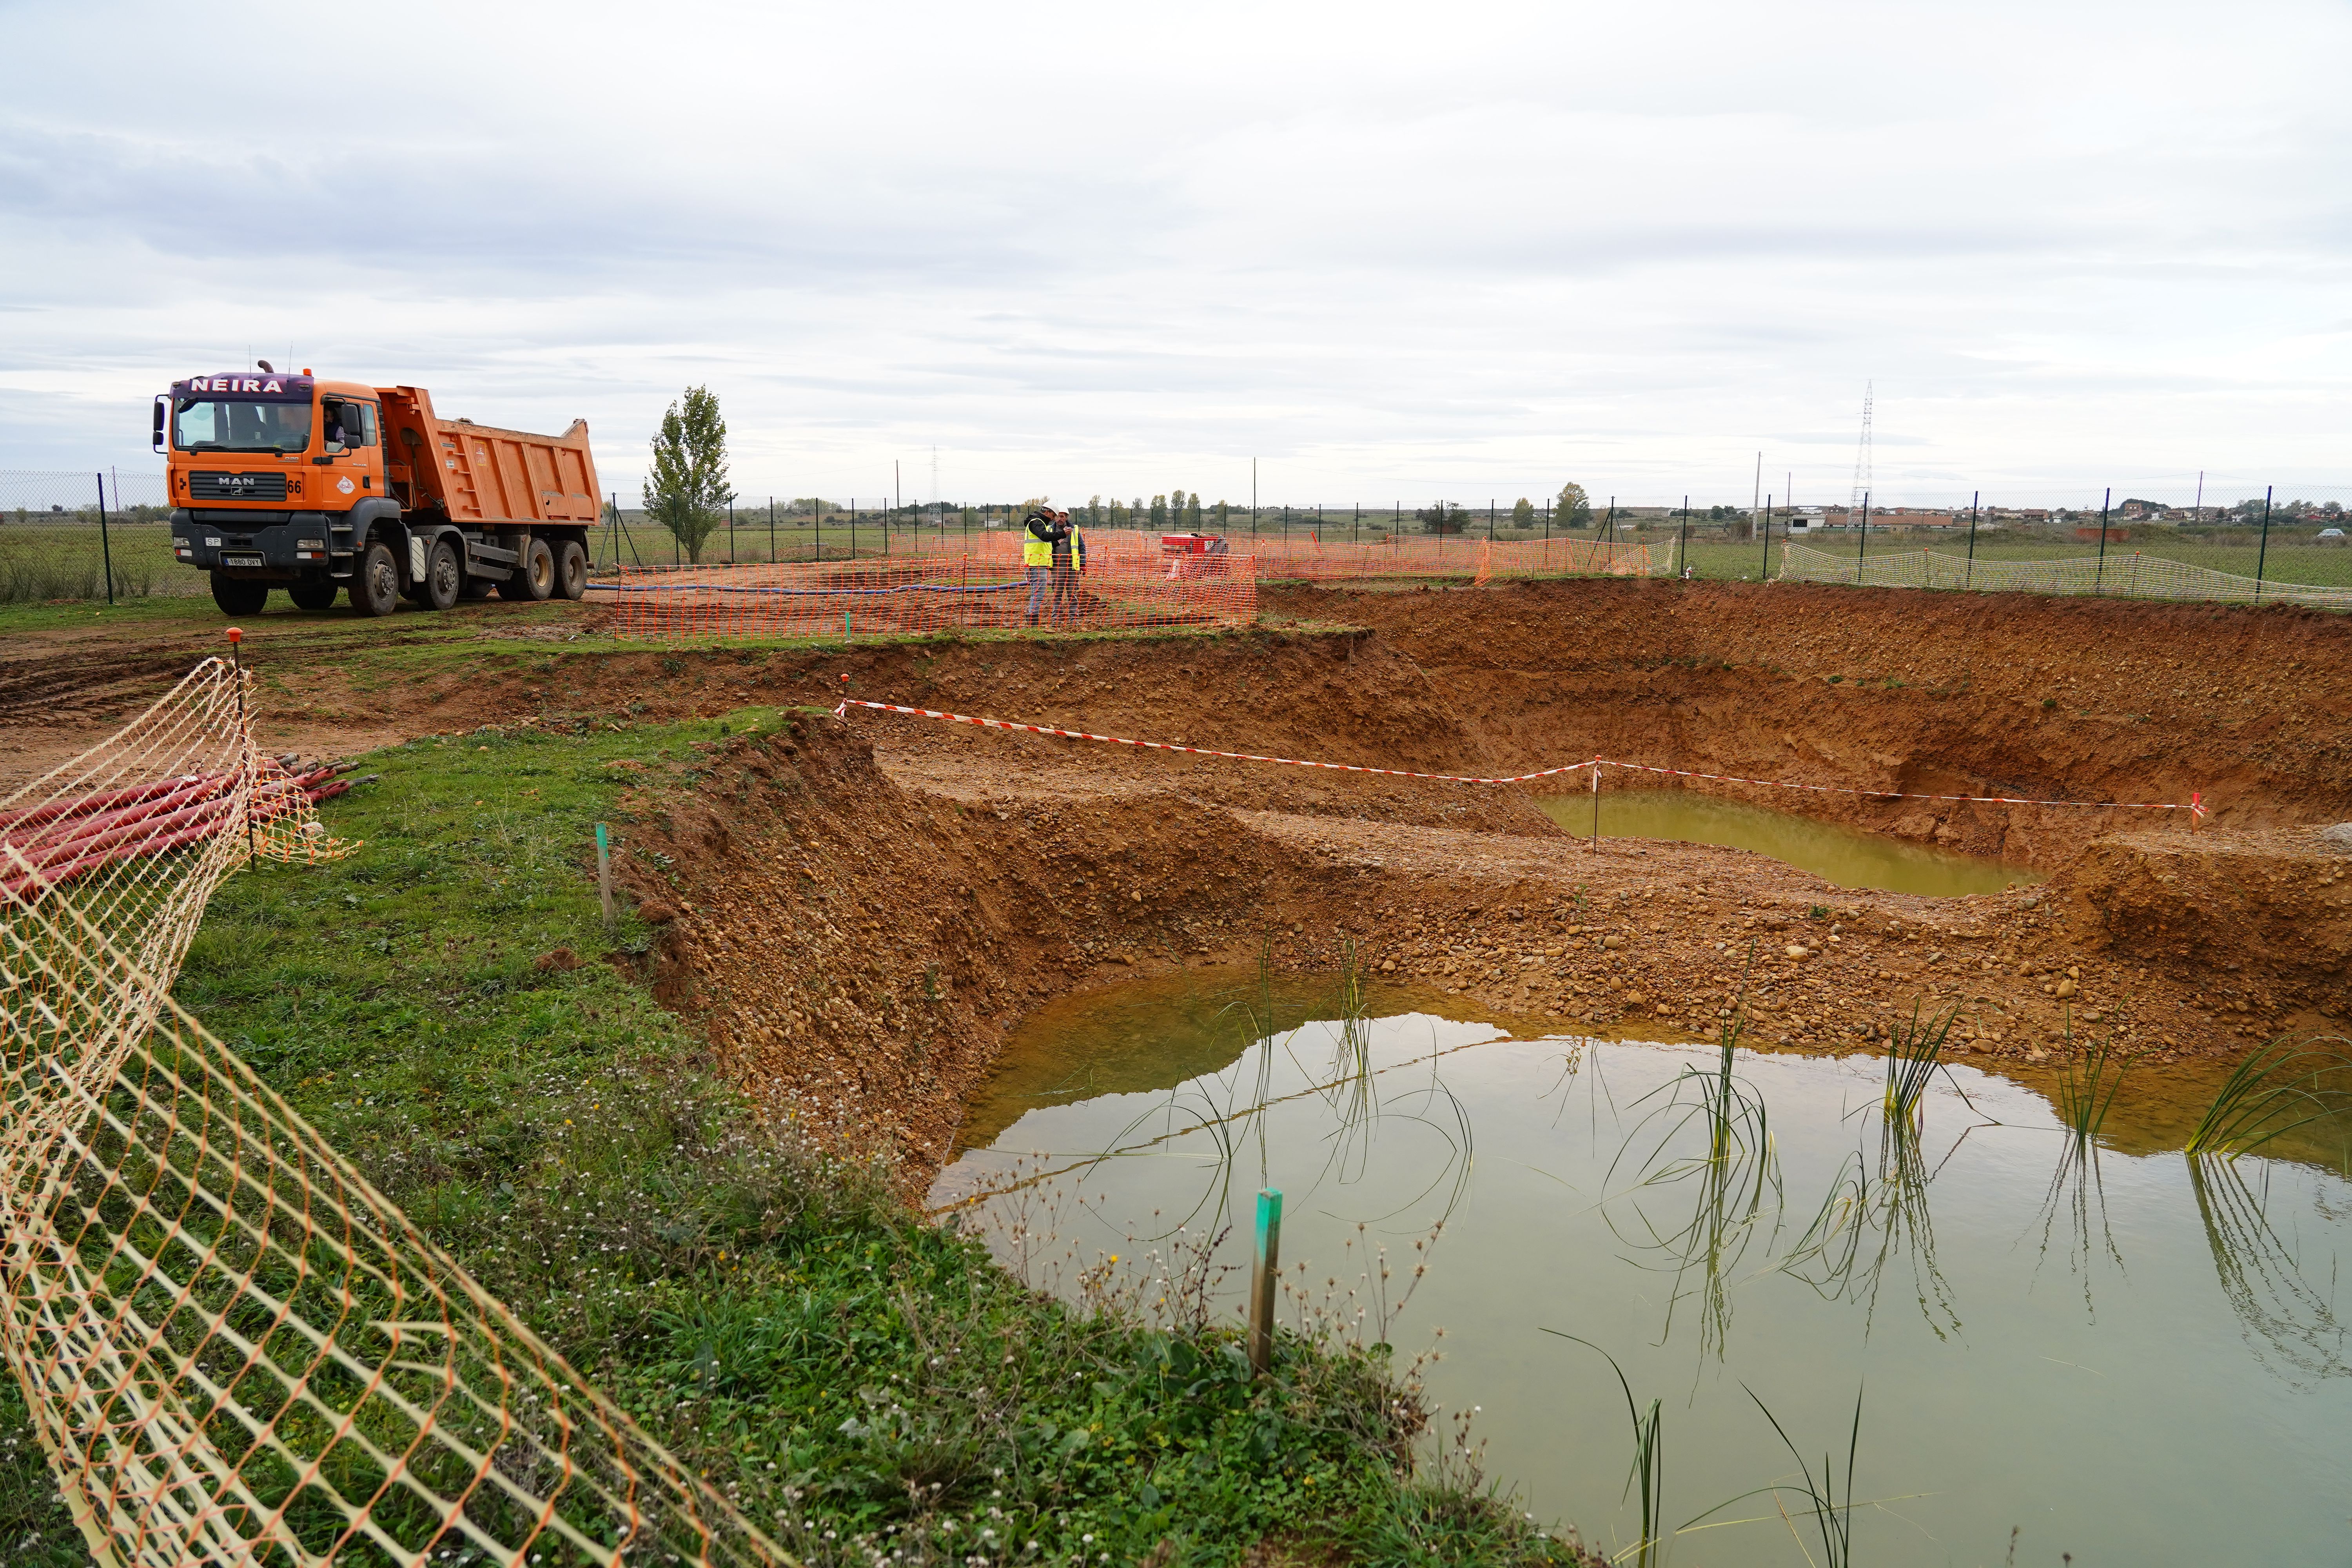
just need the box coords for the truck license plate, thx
[222,553,264,568]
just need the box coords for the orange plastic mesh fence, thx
[908,529,1652,583]
[586,555,1256,640]
[1,897,787,1568]
[0,664,790,1568]
[0,656,354,995]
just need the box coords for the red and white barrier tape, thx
[832,698,2206,815]
[833,699,1592,784]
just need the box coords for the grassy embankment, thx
[0,705,1578,1568]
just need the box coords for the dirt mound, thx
[2053,824,2352,1036]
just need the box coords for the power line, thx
[1849,380,1874,512]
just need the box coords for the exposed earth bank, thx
[583,577,2350,1180]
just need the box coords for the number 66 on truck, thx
[158,365,603,617]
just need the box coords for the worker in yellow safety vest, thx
[1022,509,1066,625]
[1049,510,1087,626]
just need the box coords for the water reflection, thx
[2190,1154,2352,1386]
[1607,1040,1782,1359]
[937,976,2352,1564]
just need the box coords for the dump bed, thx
[379,385,602,527]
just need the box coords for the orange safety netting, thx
[587,554,1256,640]
[0,656,355,994]
[910,527,1650,583]
[0,660,789,1568]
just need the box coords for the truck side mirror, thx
[152,395,168,454]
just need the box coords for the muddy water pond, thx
[1533,787,2045,897]
[933,971,2352,1565]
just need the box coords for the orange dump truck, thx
[156,367,603,617]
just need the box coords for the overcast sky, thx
[4,0,2347,508]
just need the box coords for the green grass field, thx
[1645,529,2352,589]
[0,706,1577,1568]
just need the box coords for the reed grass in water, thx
[2054,1016,2129,1152]
[2183,1034,2352,1161]
[1882,1003,1959,1126]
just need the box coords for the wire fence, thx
[0,658,787,1568]
[9,470,2351,611]
[586,554,1258,640]
[1,470,186,603]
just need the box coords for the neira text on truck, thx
[157,367,603,617]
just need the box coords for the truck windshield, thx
[174,397,313,454]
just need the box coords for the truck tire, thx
[287,581,338,612]
[421,538,462,612]
[555,539,588,600]
[352,543,402,617]
[210,572,268,616]
[498,537,556,601]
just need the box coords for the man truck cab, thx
[159,366,601,617]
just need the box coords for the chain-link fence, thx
[11,471,2350,610]
[0,469,187,603]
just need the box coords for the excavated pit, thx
[575,581,2352,1180]
[9,580,2340,1178]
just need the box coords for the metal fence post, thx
[2256,485,2273,604]
[1857,490,1871,579]
[2094,486,2112,595]
[1677,495,1690,577]
[1965,489,1980,590]
[94,472,114,606]
[1760,494,1771,580]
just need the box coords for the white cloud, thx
[3,0,2348,507]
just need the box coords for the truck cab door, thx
[317,398,383,505]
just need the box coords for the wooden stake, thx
[596,823,613,928]
[1249,1188,1283,1377]
[1589,761,1602,855]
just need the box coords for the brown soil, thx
[8,582,2347,1182]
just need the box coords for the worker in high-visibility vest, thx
[1050,510,1087,625]
[1022,509,1065,626]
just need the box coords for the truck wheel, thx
[554,539,588,600]
[421,539,462,611]
[287,581,338,612]
[499,537,556,601]
[352,544,402,617]
[210,573,268,616]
